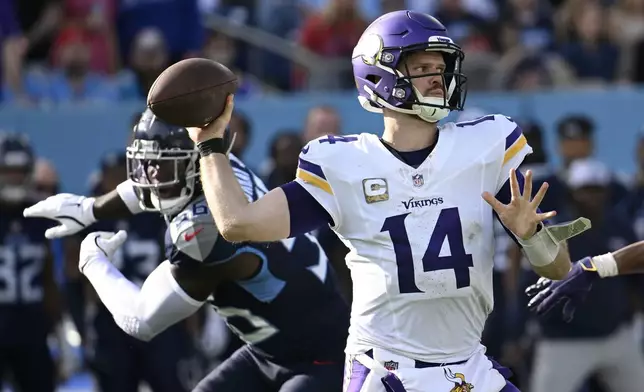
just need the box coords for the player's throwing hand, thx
[481,169,556,240]
[186,94,235,144]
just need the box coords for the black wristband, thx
[197,138,227,158]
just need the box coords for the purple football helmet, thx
[352,10,467,123]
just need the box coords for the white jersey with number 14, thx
[294,114,532,363]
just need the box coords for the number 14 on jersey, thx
[381,207,473,294]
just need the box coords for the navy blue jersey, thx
[619,184,644,240]
[86,213,166,286]
[165,155,349,363]
[0,201,54,340]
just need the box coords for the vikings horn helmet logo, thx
[444,368,474,392]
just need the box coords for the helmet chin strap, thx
[359,86,450,124]
[411,87,450,123]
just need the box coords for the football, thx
[147,58,238,127]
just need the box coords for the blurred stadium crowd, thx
[4,0,644,104]
[3,0,644,391]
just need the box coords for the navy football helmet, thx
[0,132,35,203]
[126,109,200,216]
[352,10,467,123]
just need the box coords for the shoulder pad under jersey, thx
[453,114,523,152]
[298,134,362,173]
[168,196,219,262]
[301,134,361,160]
[454,113,516,135]
[296,134,361,192]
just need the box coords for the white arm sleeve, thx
[82,257,204,341]
[116,180,144,215]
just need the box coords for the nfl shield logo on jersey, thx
[412,174,424,187]
[383,361,399,371]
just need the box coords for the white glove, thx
[23,193,97,239]
[79,231,128,273]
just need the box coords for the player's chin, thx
[155,185,183,199]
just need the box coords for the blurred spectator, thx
[380,0,407,14]
[259,0,305,91]
[506,55,552,91]
[265,132,303,189]
[5,27,121,104]
[33,158,60,197]
[520,120,565,212]
[633,130,644,188]
[47,27,120,103]
[609,0,644,82]
[116,0,204,63]
[530,158,644,392]
[258,0,303,38]
[202,31,263,97]
[32,158,66,292]
[610,0,644,48]
[296,0,367,89]
[558,2,620,83]
[1,0,26,102]
[208,0,258,25]
[557,115,594,170]
[60,0,118,74]
[228,111,252,159]
[490,41,575,91]
[124,28,170,99]
[435,0,493,53]
[620,130,644,239]
[500,0,555,52]
[14,0,63,63]
[557,115,629,205]
[302,105,341,143]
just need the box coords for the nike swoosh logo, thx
[183,228,204,241]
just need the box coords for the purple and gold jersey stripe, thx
[296,158,333,195]
[503,126,527,165]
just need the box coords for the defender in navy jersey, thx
[23,110,349,392]
[0,133,60,392]
[80,152,197,392]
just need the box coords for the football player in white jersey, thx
[187,10,580,392]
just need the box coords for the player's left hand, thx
[525,258,599,322]
[23,193,97,239]
[79,231,127,273]
[186,94,235,144]
[482,169,556,240]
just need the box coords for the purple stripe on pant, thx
[346,359,370,392]
[345,356,521,392]
[345,359,406,392]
